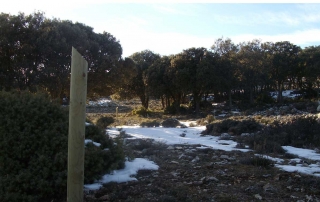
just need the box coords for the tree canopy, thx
[1,11,320,110]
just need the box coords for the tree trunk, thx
[277,81,283,103]
[228,89,232,107]
[161,95,165,109]
[249,87,254,105]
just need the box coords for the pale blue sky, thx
[2,1,320,57]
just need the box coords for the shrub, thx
[140,120,160,127]
[96,116,115,129]
[240,156,274,168]
[161,118,181,128]
[164,104,188,115]
[0,91,125,202]
[132,106,151,117]
[197,114,215,126]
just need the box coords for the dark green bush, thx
[0,91,125,202]
[240,116,320,154]
[0,91,68,202]
[96,116,114,129]
[140,120,160,127]
[164,104,188,115]
[229,119,262,135]
[132,106,151,117]
[84,135,125,183]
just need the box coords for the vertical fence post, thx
[68,47,88,202]
[116,107,118,118]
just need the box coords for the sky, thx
[83,120,320,190]
[2,1,320,57]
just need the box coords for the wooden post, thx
[116,107,118,118]
[68,47,88,202]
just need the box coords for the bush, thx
[202,118,262,136]
[240,156,274,168]
[96,116,115,129]
[132,106,151,117]
[197,115,215,126]
[161,118,181,128]
[0,91,125,202]
[164,104,188,115]
[84,128,125,183]
[140,120,160,127]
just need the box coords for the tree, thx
[108,57,137,100]
[0,12,45,92]
[237,39,264,105]
[300,46,320,97]
[270,41,301,102]
[129,50,160,109]
[0,12,123,100]
[145,56,171,109]
[169,48,216,114]
[211,38,239,107]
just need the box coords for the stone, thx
[241,133,252,137]
[207,176,219,182]
[193,181,203,185]
[220,155,229,160]
[191,156,200,163]
[167,146,174,150]
[263,183,277,193]
[98,195,110,201]
[254,194,262,200]
[220,133,231,139]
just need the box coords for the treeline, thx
[0,12,135,100]
[126,39,320,114]
[1,12,320,113]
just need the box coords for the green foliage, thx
[140,120,160,127]
[0,12,123,99]
[202,118,263,137]
[255,91,274,104]
[240,116,320,154]
[0,91,125,201]
[96,116,115,129]
[0,91,68,202]
[197,114,215,126]
[132,106,152,117]
[164,104,188,115]
[84,128,125,183]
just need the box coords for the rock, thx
[207,176,219,182]
[167,146,174,150]
[220,155,229,160]
[317,105,320,112]
[254,194,262,200]
[193,181,203,185]
[191,156,200,163]
[180,124,188,128]
[179,133,186,137]
[98,195,110,201]
[263,183,277,193]
[241,133,252,137]
[220,133,231,139]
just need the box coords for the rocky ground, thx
[84,99,320,202]
[84,139,320,202]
